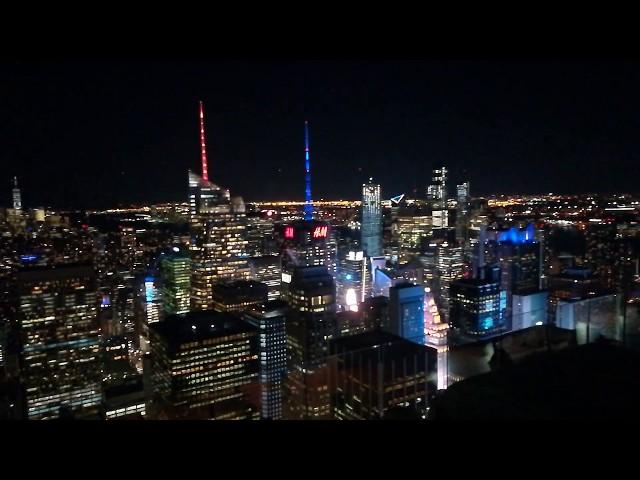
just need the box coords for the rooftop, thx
[150,310,257,346]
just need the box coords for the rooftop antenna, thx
[199,101,209,181]
[303,121,313,221]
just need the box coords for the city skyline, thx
[3,60,640,208]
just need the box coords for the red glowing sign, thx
[284,226,294,239]
[312,225,328,238]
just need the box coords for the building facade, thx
[14,265,102,419]
[283,266,337,420]
[148,311,259,420]
[243,300,288,420]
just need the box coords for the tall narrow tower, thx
[303,121,313,221]
[12,176,22,210]
[199,101,209,182]
[361,178,382,257]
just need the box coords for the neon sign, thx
[312,225,328,238]
[284,226,294,239]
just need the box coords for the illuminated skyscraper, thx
[449,277,507,340]
[427,167,448,229]
[243,300,288,420]
[189,102,250,311]
[280,220,337,280]
[142,275,162,325]
[278,120,336,291]
[423,286,449,389]
[386,282,425,344]
[456,182,470,245]
[361,179,382,257]
[394,213,433,264]
[148,311,259,420]
[422,239,465,321]
[485,224,542,326]
[336,250,369,312]
[12,176,21,210]
[330,330,436,419]
[283,266,337,419]
[159,247,191,316]
[248,255,281,301]
[14,265,102,419]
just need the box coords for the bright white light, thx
[346,288,358,311]
[535,321,543,326]
[281,273,292,284]
[172,246,180,253]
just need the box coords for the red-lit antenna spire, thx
[199,100,209,181]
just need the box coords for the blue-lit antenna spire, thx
[303,121,313,221]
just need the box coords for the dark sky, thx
[2,60,640,209]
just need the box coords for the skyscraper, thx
[336,250,368,312]
[427,167,448,229]
[278,120,336,287]
[141,274,162,325]
[330,330,436,419]
[361,178,382,257]
[159,247,191,316]
[449,277,507,340]
[14,265,102,419]
[486,224,542,327]
[243,300,288,420]
[456,182,470,245]
[189,102,250,311]
[280,220,336,279]
[421,238,465,322]
[148,311,259,420]
[283,266,337,419]
[387,282,425,344]
[248,255,281,301]
[12,176,21,211]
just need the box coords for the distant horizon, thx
[5,190,640,212]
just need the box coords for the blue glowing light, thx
[497,223,536,244]
[346,274,353,280]
[101,295,111,306]
[303,121,313,221]
[480,315,494,330]
[20,254,38,263]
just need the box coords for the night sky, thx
[2,60,640,209]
